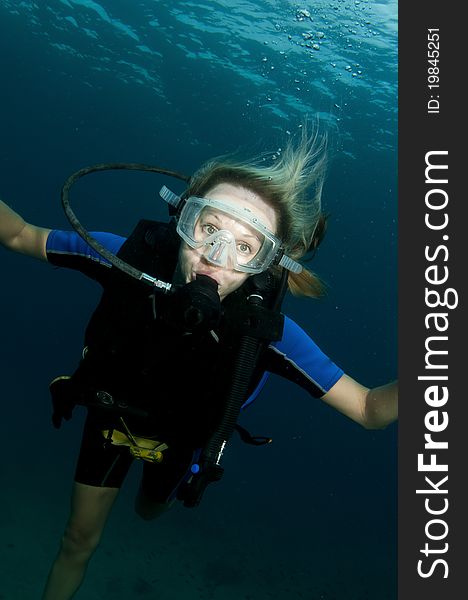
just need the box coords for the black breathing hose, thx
[182,270,288,507]
[203,304,263,462]
[61,162,189,291]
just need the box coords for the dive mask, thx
[160,186,302,274]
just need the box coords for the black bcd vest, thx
[69,219,284,446]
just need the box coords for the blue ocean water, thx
[1,1,397,599]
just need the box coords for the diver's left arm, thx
[321,375,398,430]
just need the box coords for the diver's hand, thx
[49,376,76,428]
[163,275,222,333]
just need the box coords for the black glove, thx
[163,275,222,334]
[49,375,77,429]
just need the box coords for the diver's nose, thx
[205,238,230,267]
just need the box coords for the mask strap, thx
[160,185,183,209]
[278,254,302,273]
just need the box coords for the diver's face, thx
[177,183,278,301]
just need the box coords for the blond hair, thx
[186,126,329,297]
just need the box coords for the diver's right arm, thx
[0,200,51,261]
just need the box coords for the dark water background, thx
[1,1,397,599]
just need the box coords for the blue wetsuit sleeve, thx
[274,316,344,393]
[46,230,126,282]
[243,315,344,408]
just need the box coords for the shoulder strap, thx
[115,219,180,282]
[81,219,179,350]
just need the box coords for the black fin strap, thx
[235,424,272,446]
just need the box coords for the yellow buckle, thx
[129,446,165,463]
[102,418,168,464]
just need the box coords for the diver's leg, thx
[134,485,175,520]
[41,482,119,600]
[134,446,196,520]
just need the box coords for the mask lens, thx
[196,206,265,266]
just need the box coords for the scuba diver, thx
[0,128,398,600]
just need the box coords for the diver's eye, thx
[237,242,252,255]
[203,223,218,236]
